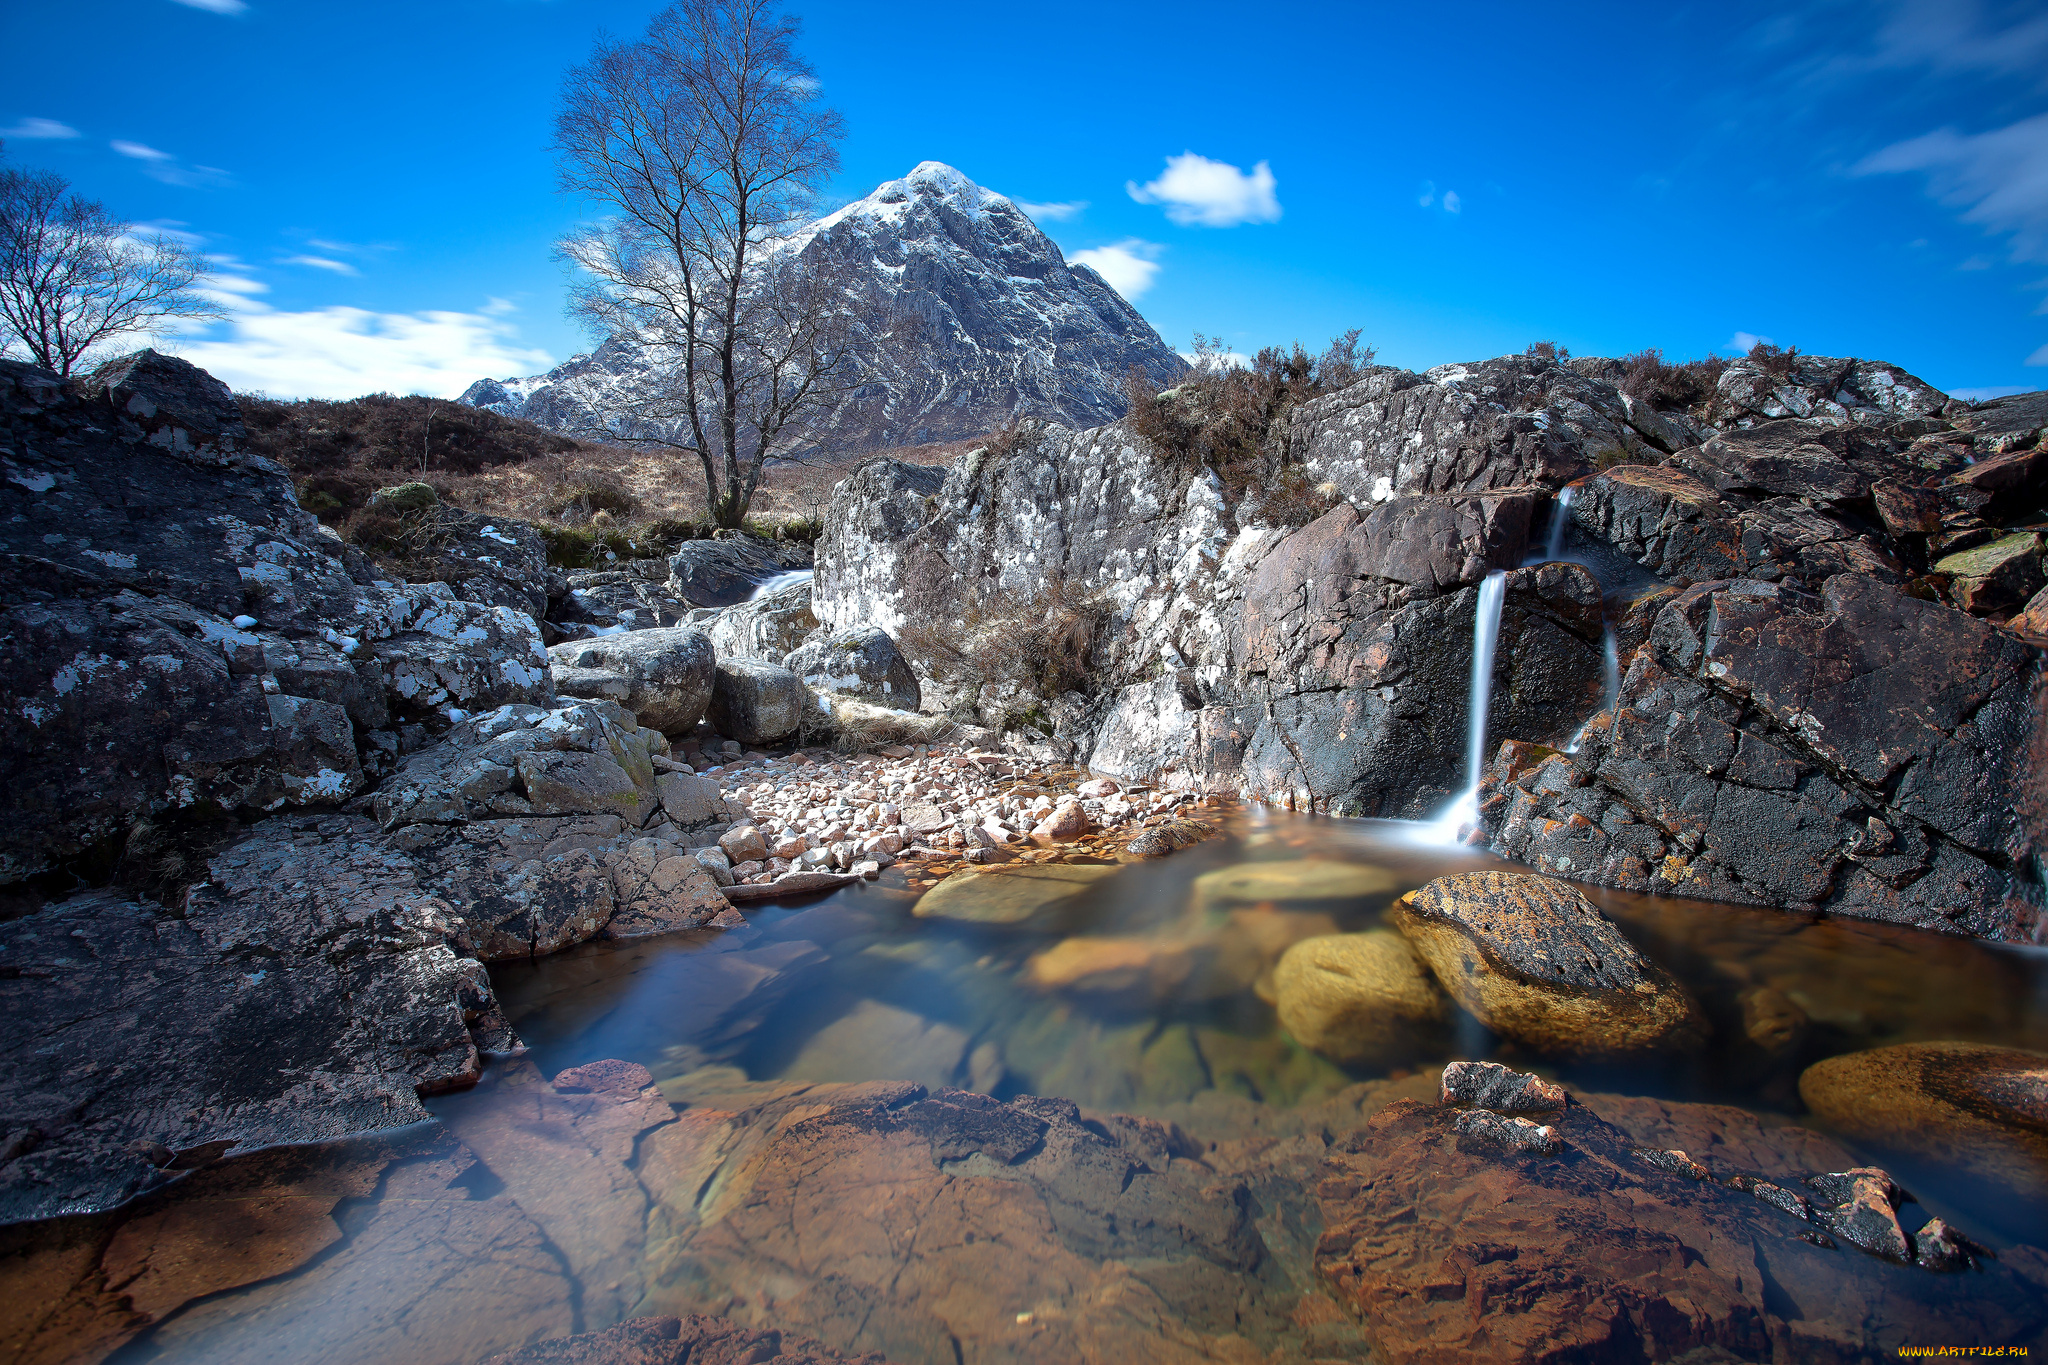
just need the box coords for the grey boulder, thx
[547,627,716,734]
[709,659,814,745]
[785,626,921,710]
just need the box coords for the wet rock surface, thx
[1315,1081,2048,1363]
[1270,931,1447,1066]
[1391,871,1707,1061]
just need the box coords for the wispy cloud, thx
[172,304,553,400]
[1729,331,1773,352]
[1857,0,2048,84]
[2030,343,2048,366]
[0,117,79,140]
[1015,199,1088,223]
[1856,112,2048,262]
[1127,153,1280,228]
[1418,181,1462,213]
[111,138,232,189]
[1951,384,2037,400]
[1071,238,1165,299]
[281,255,360,276]
[169,0,249,13]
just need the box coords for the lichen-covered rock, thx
[1270,931,1448,1066]
[552,561,695,637]
[1390,871,1707,1061]
[1712,353,1951,429]
[701,578,818,665]
[0,818,515,1222]
[368,700,665,831]
[1934,532,2044,614]
[1798,1042,2048,1204]
[547,627,716,733]
[1438,1059,1567,1112]
[708,658,812,745]
[785,625,920,710]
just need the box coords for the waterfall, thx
[1422,570,1509,843]
[1542,485,1576,561]
[1565,621,1621,754]
[750,569,816,601]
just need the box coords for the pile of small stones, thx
[661,734,1228,892]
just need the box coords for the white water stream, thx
[1541,484,1576,560]
[1566,622,1622,754]
[1422,569,1508,843]
[750,568,816,600]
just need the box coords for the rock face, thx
[1482,573,2039,938]
[667,539,812,610]
[0,827,510,1224]
[0,351,552,888]
[811,336,2047,938]
[1390,872,1707,1061]
[547,628,717,734]
[463,162,1187,456]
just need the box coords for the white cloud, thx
[1729,331,1774,352]
[282,255,359,276]
[111,138,231,188]
[0,118,79,140]
[1951,384,2037,400]
[481,296,518,316]
[169,0,249,12]
[1419,181,1462,213]
[1419,182,1435,208]
[1442,190,1463,214]
[1127,153,1280,227]
[2029,343,2048,366]
[171,306,553,399]
[1070,239,1164,299]
[112,140,172,162]
[1856,112,2048,261]
[1015,199,1088,222]
[1862,0,2048,83]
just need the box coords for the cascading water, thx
[1422,569,1509,843]
[1566,620,1621,754]
[750,568,816,601]
[1541,484,1576,561]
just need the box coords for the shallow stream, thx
[40,813,2048,1362]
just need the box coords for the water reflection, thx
[33,811,2048,1364]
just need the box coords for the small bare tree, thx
[555,0,849,529]
[0,158,221,376]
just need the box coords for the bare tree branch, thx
[552,0,850,528]
[0,160,223,377]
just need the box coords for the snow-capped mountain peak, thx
[463,162,1186,456]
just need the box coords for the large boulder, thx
[552,560,693,638]
[666,536,811,608]
[1271,931,1448,1066]
[0,819,516,1222]
[369,700,667,831]
[701,578,818,664]
[785,625,921,710]
[1389,871,1706,1061]
[547,627,716,733]
[1482,573,2041,940]
[708,658,813,745]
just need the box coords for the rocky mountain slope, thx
[816,348,2048,942]
[462,162,1187,456]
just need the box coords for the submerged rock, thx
[478,1313,888,1365]
[1191,858,1406,911]
[1389,871,1706,1062]
[1797,1041,2048,1202]
[911,862,1117,924]
[1270,931,1448,1067]
[1438,1059,1567,1113]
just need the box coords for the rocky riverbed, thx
[5,345,2048,1363]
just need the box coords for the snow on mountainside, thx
[461,162,1188,456]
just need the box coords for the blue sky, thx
[3,0,2046,400]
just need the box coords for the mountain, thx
[460,162,1188,456]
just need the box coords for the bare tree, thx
[554,0,849,528]
[0,158,221,376]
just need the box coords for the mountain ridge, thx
[462,161,1188,457]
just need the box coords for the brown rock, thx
[1270,931,1447,1067]
[1797,1041,2048,1202]
[910,861,1116,924]
[1438,1059,1566,1113]
[1390,872,1706,1062]
[718,824,769,864]
[477,1313,888,1364]
[1030,797,1092,841]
